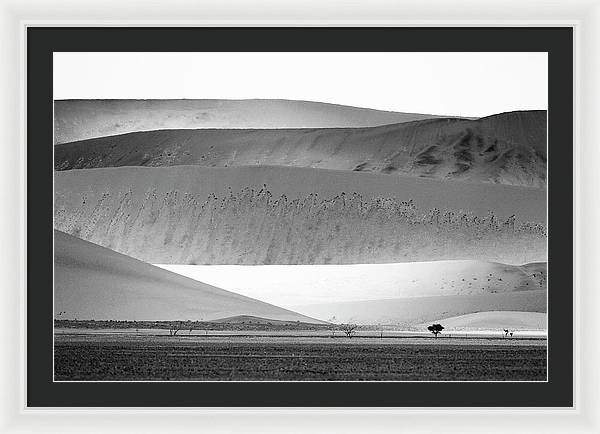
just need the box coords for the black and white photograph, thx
[52,51,549,382]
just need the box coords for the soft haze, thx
[54,52,547,118]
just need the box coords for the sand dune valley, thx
[54,99,547,381]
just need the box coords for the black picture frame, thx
[27,26,574,407]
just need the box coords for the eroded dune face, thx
[55,110,547,187]
[54,166,547,266]
[54,99,446,144]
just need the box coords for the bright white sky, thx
[54,52,547,118]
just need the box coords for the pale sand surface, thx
[419,311,547,330]
[155,261,546,308]
[292,291,546,325]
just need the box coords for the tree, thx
[169,321,183,336]
[186,318,204,335]
[376,323,384,339]
[427,323,444,338]
[328,316,338,338]
[341,323,358,338]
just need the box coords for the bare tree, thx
[341,323,358,338]
[169,321,183,336]
[376,323,384,339]
[328,316,338,338]
[427,323,444,338]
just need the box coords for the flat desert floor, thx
[54,330,547,381]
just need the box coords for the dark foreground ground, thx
[54,333,547,381]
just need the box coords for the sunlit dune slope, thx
[155,260,547,308]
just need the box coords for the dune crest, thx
[54,99,448,144]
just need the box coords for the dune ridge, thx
[54,99,450,144]
[55,110,546,187]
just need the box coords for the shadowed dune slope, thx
[55,110,547,187]
[54,166,547,265]
[292,290,547,326]
[54,230,325,323]
[54,99,449,144]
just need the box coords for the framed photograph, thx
[31,25,569,403]
[2,0,597,432]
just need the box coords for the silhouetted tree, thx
[427,324,444,338]
[341,323,358,338]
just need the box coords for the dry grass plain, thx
[54,332,547,381]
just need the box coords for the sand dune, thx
[54,166,546,265]
[421,311,547,330]
[519,262,548,287]
[155,261,547,309]
[292,290,547,326]
[54,99,448,144]
[54,165,546,222]
[54,229,324,323]
[55,110,546,187]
